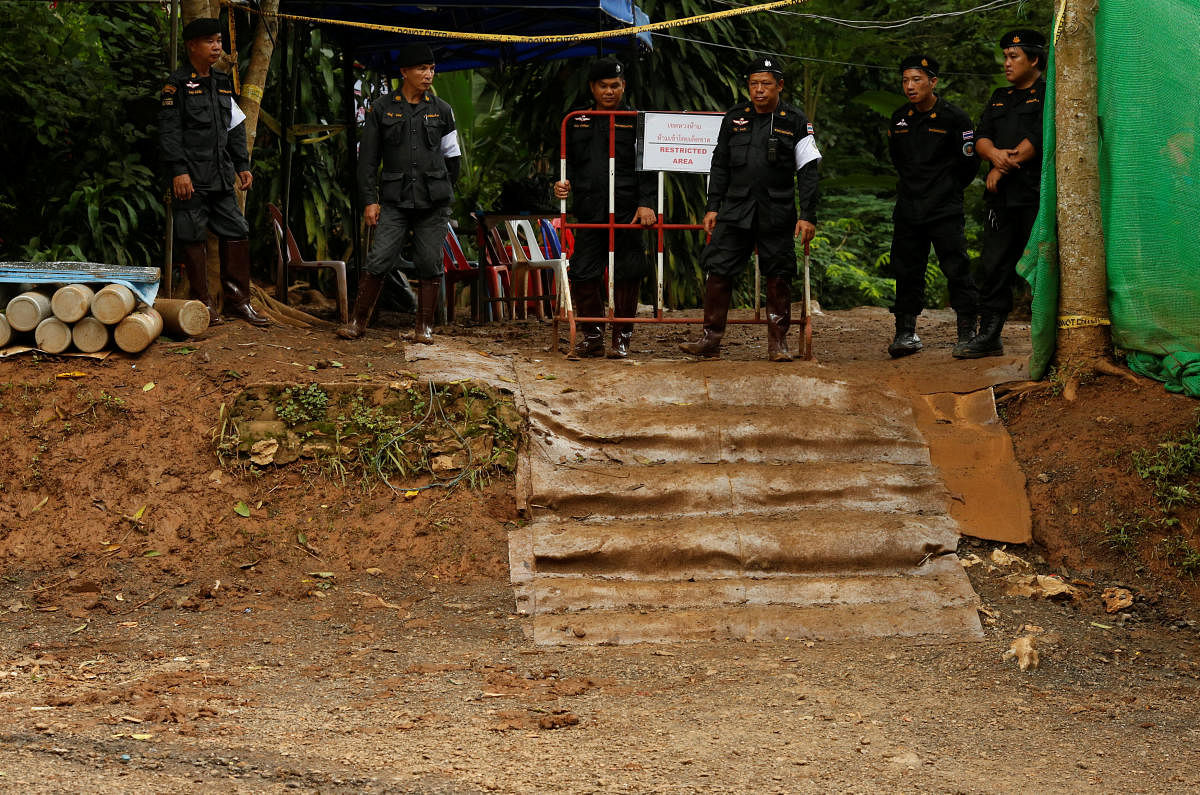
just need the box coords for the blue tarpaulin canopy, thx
[280,0,652,72]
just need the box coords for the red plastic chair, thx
[441,225,485,323]
[268,203,349,322]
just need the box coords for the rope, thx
[222,0,817,44]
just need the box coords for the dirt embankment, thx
[1,308,1198,792]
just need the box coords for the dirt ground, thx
[2,304,1199,793]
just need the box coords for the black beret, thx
[587,58,624,82]
[1001,29,1046,51]
[182,17,221,41]
[396,42,436,68]
[743,56,784,80]
[899,54,939,78]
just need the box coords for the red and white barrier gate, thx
[556,108,813,360]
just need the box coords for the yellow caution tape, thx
[1052,0,1068,46]
[223,0,816,44]
[1057,314,1112,329]
[242,83,264,104]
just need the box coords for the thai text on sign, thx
[639,112,722,173]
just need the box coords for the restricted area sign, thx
[639,112,723,173]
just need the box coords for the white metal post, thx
[656,171,664,317]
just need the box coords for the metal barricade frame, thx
[555,109,813,360]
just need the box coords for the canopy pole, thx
[163,0,180,298]
[342,45,361,283]
[279,21,298,302]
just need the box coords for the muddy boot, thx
[180,242,222,326]
[887,313,923,358]
[335,272,385,339]
[952,312,978,357]
[569,279,605,359]
[412,279,439,344]
[678,274,733,358]
[766,277,793,362]
[955,313,1006,359]
[607,279,639,359]
[218,238,270,326]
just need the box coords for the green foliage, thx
[1132,423,1200,509]
[1158,533,1200,579]
[0,4,165,263]
[276,384,330,426]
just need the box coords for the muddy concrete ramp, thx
[508,360,982,645]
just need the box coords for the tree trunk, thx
[1053,0,1113,391]
[236,0,279,163]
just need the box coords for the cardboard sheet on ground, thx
[913,388,1032,544]
[0,345,110,361]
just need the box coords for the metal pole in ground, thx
[162,0,180,298]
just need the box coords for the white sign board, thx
[639,112,723,174]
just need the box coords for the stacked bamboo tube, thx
[1,284,209,354]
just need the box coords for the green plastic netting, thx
[1020,0,1200,393]
[1015,32,1059,381]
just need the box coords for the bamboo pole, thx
[6,291,52,332]
[71,317,109,354]
[51,284,95,323]
[35,317,72,354]
[154,298,210,337]
[92,284,137,325]
[115,308,165,354]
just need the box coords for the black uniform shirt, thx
[706,100,821,229]
[888,97,977,223]
[359,91,461,209]
[564,103,656,222]
[977,77,1046,207]
[159,67,249,192]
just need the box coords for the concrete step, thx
[528,510,960,579]
[534,601,982,645]
[527,403,929,466]
[527,459,949,518]
[531,557,975,614]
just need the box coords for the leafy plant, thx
[1132,424,1200,508]
[276,384,330,426]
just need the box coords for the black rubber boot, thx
[679,275,733,358]
[219,239,271,326]
[607,279,639,359]
[952,313,978,357]
[412,280,439,344]
[569,279,605,359]
[335,272,385,339]
[887,313,923,358]
[766,277,793,362]
[180,242,222,326]
[955,313,1006,359]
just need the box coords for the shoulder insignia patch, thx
[806,122,815,135]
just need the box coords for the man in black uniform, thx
[554,58,656,359]
[956,29,1046,359]
[337,43,461,344]
[159,17,269,326]
[679,56,820,361]
[886,54,980,358]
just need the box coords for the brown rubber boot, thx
[412,279,439,344]
[180,242,222,326]
[335,271,385,339]
[218,239,270,326]
[569,279,605,359]
[678,274,733,357]
[766,277,793,362]
[607,279,640,359]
